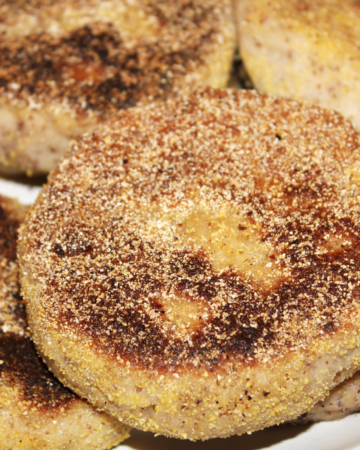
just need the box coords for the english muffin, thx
[0,0,235,175]
[296,370,360,422]
[0,195,130,449]
[236,0,360,130]
[19,88,360,440]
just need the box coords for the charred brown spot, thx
[0,332,75,410]
[21,89,360,373]
[0,205,19,262]
[47,230,360,370]
[53,243,65,258]
[0,196,76,410]
[53,237,92,258]
[325,322,334,332]
[0,1,221,115]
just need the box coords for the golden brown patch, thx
[0,1,234,117]
[19,89,360,373]
[0,196,76,410]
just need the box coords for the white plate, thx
[116,417,360,450]
[3,176,360,450]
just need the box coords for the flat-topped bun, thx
[19,88,360,440]
[0,0,235,175]
[236,0,360,130]
[0,195,130,449]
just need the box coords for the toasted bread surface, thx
[237,0,360,130]
[0,0,235,175]
[19,88,360,439]
[0,195,130,449]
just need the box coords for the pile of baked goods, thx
[0,196,130,448]
[0,0,235,175]
[236,0,360,130]
[2,0,360,449]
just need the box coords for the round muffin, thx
[296,370,360,423]
[0,0,235,175]
[0,195,130,449]
[236,0,360,130]
[19,88,360,440]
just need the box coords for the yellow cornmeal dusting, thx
[0,196,130,449]
[19,88,360,439]
[275,0,360,42]
[0,0,235,116]
[237,0,360,130]
[0,0,235,174]
[296,370,360,422]
[0,0,157,39]
[0,259,25,335]
[0,197,26,335]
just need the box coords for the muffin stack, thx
[2,1,360,449]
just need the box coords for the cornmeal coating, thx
[0,0,235,175]
[19,88,360,440]
[0,195,130,450]
[236,0,360,130]
[296,371,360,423]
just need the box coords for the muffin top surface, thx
[0,0,234,116]
[20,88,360,372]
[0,197,75,411]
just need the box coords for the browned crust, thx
[0,196,26,253]
[19,88,360,438]
[0,333,76,410]
[0,196,27,336]
[0,0,235,118]
[0,0,92,9]
[0,195,130,450]
[0,196,76,410]
[20,88,360,370]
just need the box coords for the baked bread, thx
[296,371,360,423]
[0,195,130,449]
[236,0,360,130]
[19,88,360,440]
[0,0,235,175]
